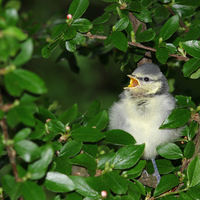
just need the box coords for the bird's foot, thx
[152,170,161,185]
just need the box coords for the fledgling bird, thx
[109,63,182,182]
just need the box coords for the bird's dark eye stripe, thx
[144,77,149,81]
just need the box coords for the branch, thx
[83,33,189,62]
[0,88,21,182]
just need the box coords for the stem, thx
[83,34,189,62]
[0,88,21,182]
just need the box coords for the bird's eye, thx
[144,77,149,82]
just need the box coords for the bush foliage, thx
[1,0,200,199]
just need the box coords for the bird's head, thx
[124,63,169,97]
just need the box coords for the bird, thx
[108,63,182,183]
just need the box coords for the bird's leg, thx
[151,158,161,184]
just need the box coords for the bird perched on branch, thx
[109,63,182,183]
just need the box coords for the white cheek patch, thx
[146,81,162,95]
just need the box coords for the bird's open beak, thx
[124,75,140,89]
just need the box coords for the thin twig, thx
[83,34,189,61]
[0,88,21,182]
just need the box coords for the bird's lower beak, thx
[124,75,140,89]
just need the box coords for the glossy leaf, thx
[157,143,183,159]
[184,140,195,159]
[28,144,54,180]
[113,144,145,169]
[187,156,200,187]
[160,108,191,129]
[51,24,68,39]
[87,110,109,130]
[13,38,33,66]
[182,40,200,59]
[114,17,129,32]
[14,140,41,162]
[175,95,195,108]
[44,172,76,192]
[104,129,136,145]
[172,4,196,18]
[70,176,98,197]
[65,41,76,52]
[63,26,77,40]
[188,120,198,140]
[154,174,180,197]
[175,0,200,6]
[82,143,98,158]
[103,171,128,194]
[136,28,156,43]
[159,15,179,41]
[70,32,86,45]
[126,1,141,13]
[54,157,72,175]
[2,175,22,200]
[190,68,200,79]
[156,47,169,64]
[14,128,31,142]
[133,7,152,23]
[97,152,115,170]
[69,153,97,170]
[46,119,65,133]
[68,0,89,20]
[59,140,82,158]
[111,31,128,52]
[189,183,200,199]
[71,127,104,142]
[93,12,111,24]
[21,180,46,200]
[72,18,93,33]
[5,68,47,96]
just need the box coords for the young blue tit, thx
[109,63,182,183]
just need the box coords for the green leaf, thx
[2,175,22,200]
[103,171,128,194]
[189,183,200,199]
[175,95,196,108]
[136,28,156,43]
[14,140,41,162]
[183,58,200,77]
[190,68,200,79]
[70,176,98,197]
[154,5,169,21]
[184,141,195,159]
[44,172,76,192]
[188,120,198,140]
[156,47,169,64]
[147,159,175,175]
[4,8,19,26]
[5,68,47,96]
[172,4,196,18]
[13,38,33,66]
[68,0,89,20]
[63,26,77,40]
[82,143,98,158]
[159,15,179,41]
[114,17,129,32]
[126,1,142,13]
[59,140,82,158]
[175,0,200,6]
[113,144,145,169]
[70,32,86,45]
[71,127,104,142]
[58,104,78,125]
[2,26,27,41]
[97,152,115,170]
[182,40,200,59]
[46,119,65,133]
[154,174,180,197]
[51,24,68,39]
[65,41,76,52]
[86,100,101,118]
[160,108,191,129]
[72,18,93,33]
[104,129,136,145]
[69,153,97,170]
[111,31,128,52]
[87,110,109,130]
[21,180,46,200]
[7,102,36,127]
[183,27,200,41]
[14,128,31,142]
[28,144,54,180]
[133,7,152,23]
[93,12,111,24]
[157,143,183,159]
[187,156,200,187]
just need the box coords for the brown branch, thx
[83,34,190,62]
[0,88,21,182]
[167,7,189,32]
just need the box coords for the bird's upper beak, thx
[124,75,140,89]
